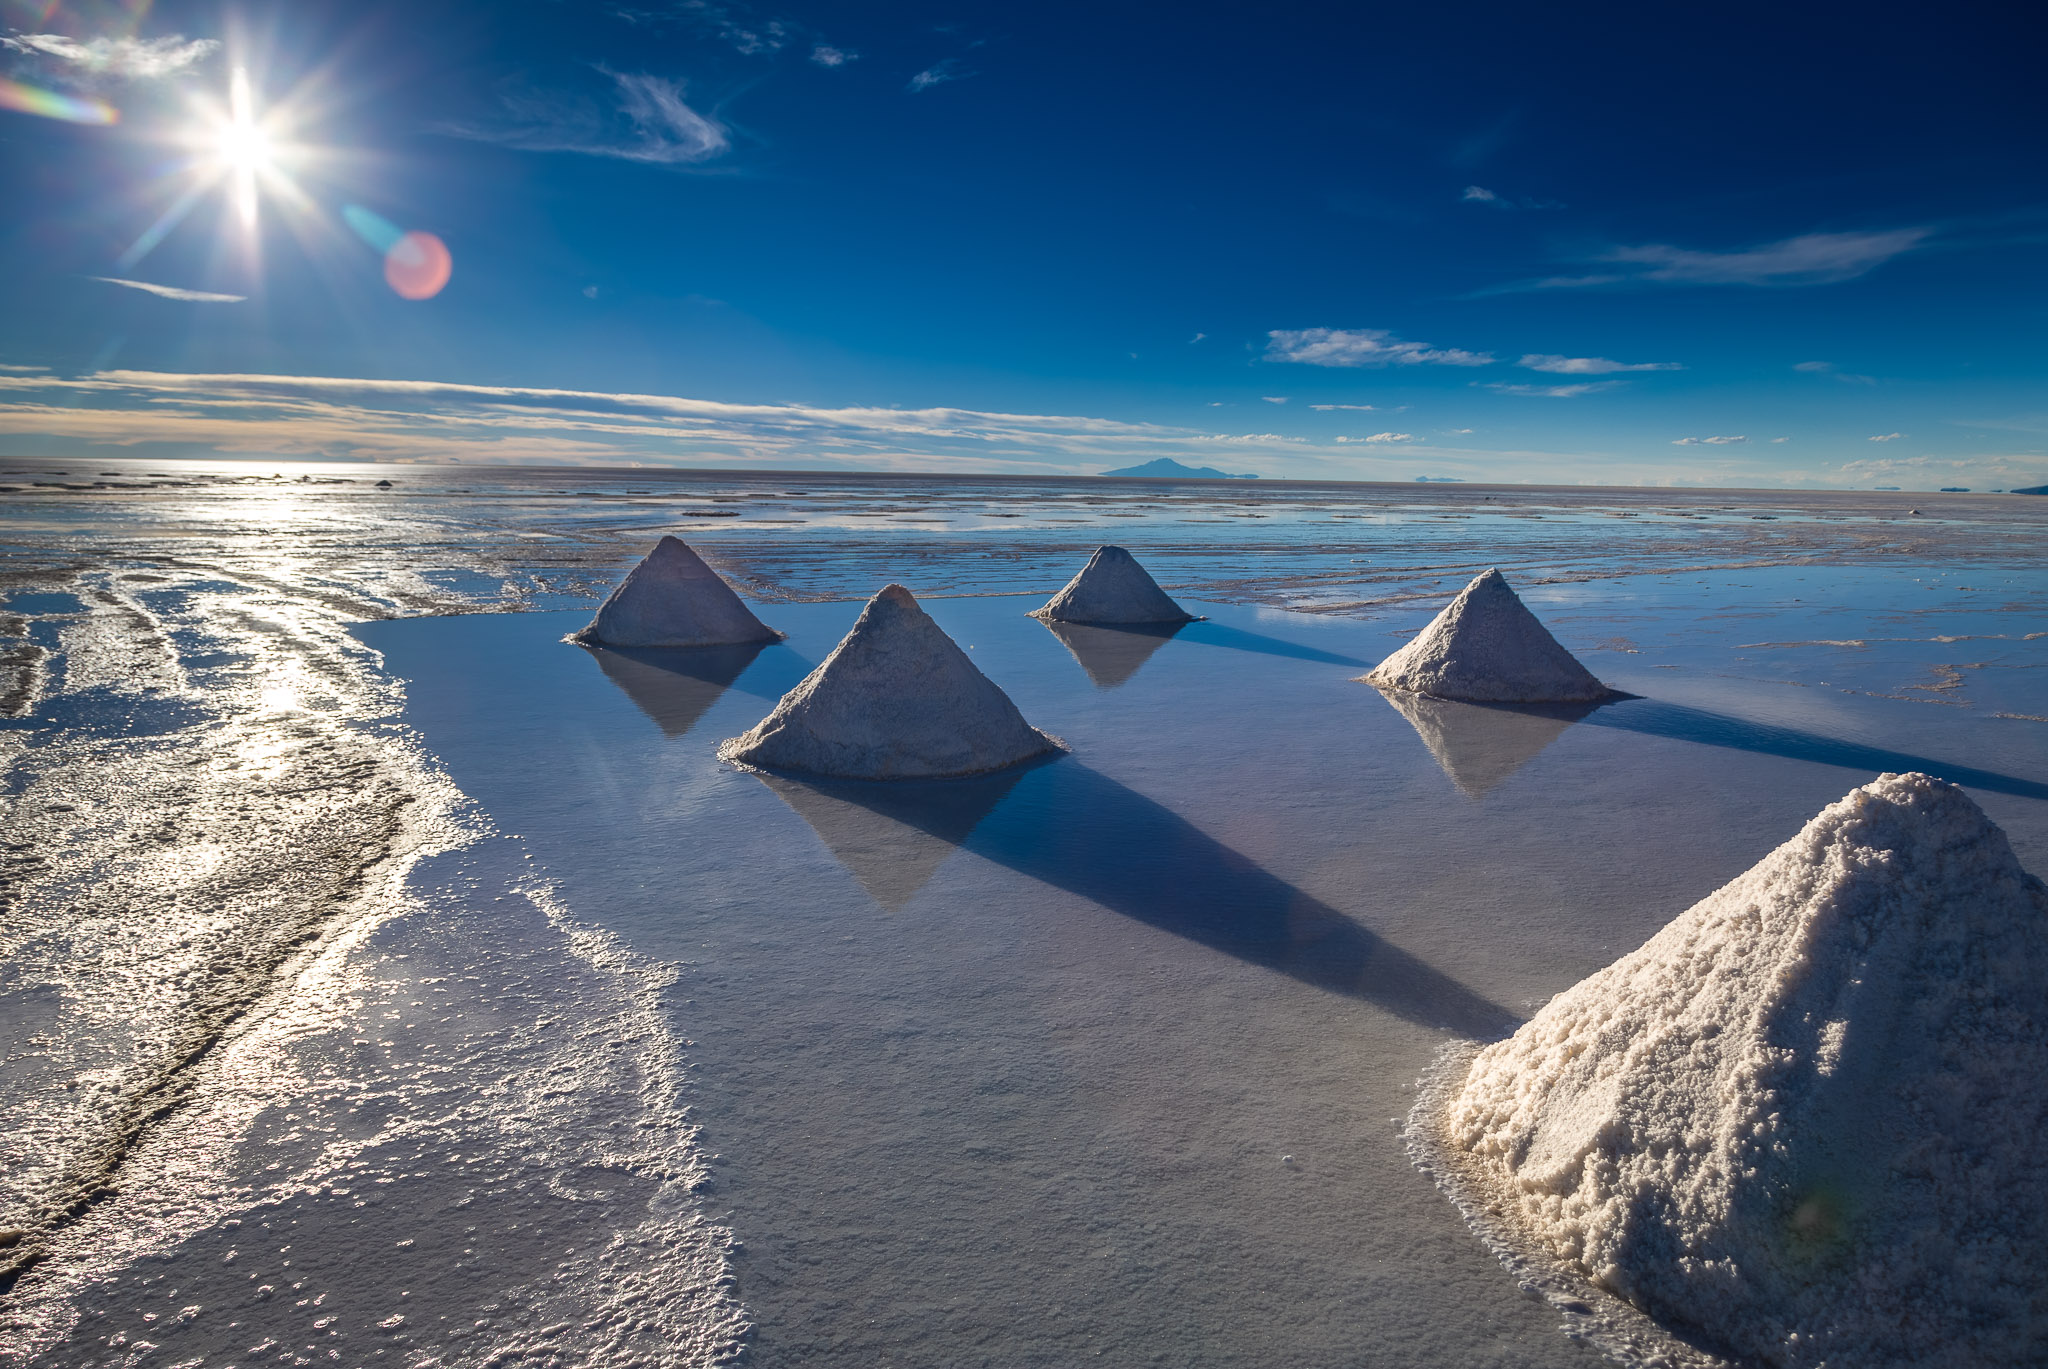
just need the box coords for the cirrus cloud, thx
[1519,354,1680,375]
[1265,328,1493,368]
[1672,435,1749,446]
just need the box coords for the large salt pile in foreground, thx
[721,584,1061,779]
[1365,568,1607,703]
[1427,773,2048,1368]
[572,536,781,647]
[1031,545,1195,624]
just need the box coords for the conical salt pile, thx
[1365,568,1606,703]
[1031,545,1194,624]
[1425,773,2048,1367]
[720,584,1061,779]
[572,536,781,647]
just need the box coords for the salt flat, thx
[0,460,2042,1366]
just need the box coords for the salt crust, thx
[573,535,782,647]
[1426,773,2048,1368]
[1366,568,1609,703]
[1030,545,1196,624]
[720,584,1062,779]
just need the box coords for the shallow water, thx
[2,466,2044,1365]
[350,582,2042,1367]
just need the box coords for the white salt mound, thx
[1365,568,1607,703]
[720,584,1061,779]
[1435,772,2048,1368]
[573,535,781,647]
[1030,545,1194,624]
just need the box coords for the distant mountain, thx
[2011,485,2047,495]
[1099,458,1257,480]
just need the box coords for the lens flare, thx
[0,77,117,125]
[383,231,452,300]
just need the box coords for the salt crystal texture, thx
[720,584,1061,779]
[1030,546,1195,624]
[1365,569,1607,703]
[1433,772,2048,1367]
[572,536,781,647]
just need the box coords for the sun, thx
[213,68,275,227]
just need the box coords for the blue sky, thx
[0,0,2042,487]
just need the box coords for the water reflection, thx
[1586,699,2048,801]
[1037,619,1186,688]
[1376,691,1607,798]
[580,641,767,738]
[756,765,1039,910]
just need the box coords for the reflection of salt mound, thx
[1376,692,1598,797]
[1038,619,1185,688]
[572,536,781,647]
[757,768,1031,909]
[720,584,1061,779]
[1431,773,2048,1368]
[1030,546,1194,624]
[1365,569,1607,703]
[585,641,767,738]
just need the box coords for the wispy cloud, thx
[441,70,729,164]
[1266,328,1493,368]
[1460,184,1561,211]
[1869,432,1904,441]
[2,33,218,81]
[1188,332,1206,343]
[90,277,245,303]
[1487,381,1619,398]
[1484,228,1931,294]
[1444,427,1474,434]
[907,58,971,92]
[1309,403,1377,411]
[1334,432,1414,444]
[615,1,792,55]
[1519,354,1680,375]
[1672,435,1749,446]
[1260,395,1288,404]
[1838,453,2048,487]
[810,45,855,66]
[1794,360,1877,385]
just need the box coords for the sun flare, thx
[215,68,271,226]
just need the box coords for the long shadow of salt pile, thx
[793,759,1519,1037]
[1586,699,2048,801]
[1174,621,1371,668]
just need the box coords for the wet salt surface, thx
[354,574,2044,1367]
[3,466,2044,1365]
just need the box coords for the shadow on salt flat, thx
[1588,699,2048,802]
[1174,619,1371,668]
[764,756,1520,1039]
